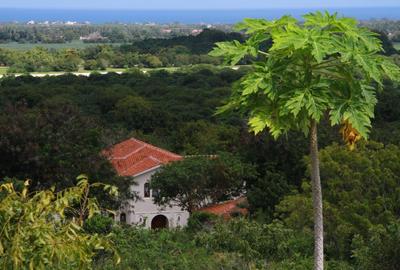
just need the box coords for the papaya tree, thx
[210,11,400,270]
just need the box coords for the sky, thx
[0,0,399,10]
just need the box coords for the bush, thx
[95,226,253,270]
[352,220,400,270]
[195,218,313,263]
[84,214,114,234]
[186,211,219,232]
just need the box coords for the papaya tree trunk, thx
[310,120,324,270]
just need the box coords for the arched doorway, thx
[151,215,168,229]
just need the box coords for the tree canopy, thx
[211,11,400,144]
[150,152,256,213]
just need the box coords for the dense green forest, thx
[1,16,400,269]
[0,62,400,268]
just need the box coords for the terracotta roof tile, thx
[105,138,182,176]
[197,197,248,219]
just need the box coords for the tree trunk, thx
[310,120,324,270]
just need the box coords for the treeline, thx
[0,23,233,43]
[0,28,397,74]
[0,29,243,72]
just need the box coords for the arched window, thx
[144,182,150,198]
[120,213,126,223]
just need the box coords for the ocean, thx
[0,7,399,24]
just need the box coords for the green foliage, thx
[268,258,354,270]
[247,170,290,221]
[352,220,400,270]
[0,101,129,209]
[210,11,400,141]
[195,218,313,264]
[84,214,114,235]
[0,62,399,268]
[0,176,119,269]
[151,152,256,212]
[96,225,252,270]
[95,218,329,270]
[173,120,240,154]
[277,141,400,260]
[0,29,241,73]
[111,95,164,132]
[186,211,219,232]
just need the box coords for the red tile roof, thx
[105,138,182,177]
[197,197,248,219]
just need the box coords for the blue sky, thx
[0,0,399,10]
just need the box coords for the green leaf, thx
[271,24,309,51]
[235,18,272,34]
[209,41,249,66]
[248,115,268,135]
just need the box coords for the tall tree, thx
[210,11,400,270]
[150,153,256,213]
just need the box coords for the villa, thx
[106,138,190,229]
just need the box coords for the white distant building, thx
[80,32,108,42]
[191,29,203,36]
[27,20,35,25]
[65,21,77,25]
[105,138,189,229]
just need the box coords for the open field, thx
[0,40,124,50]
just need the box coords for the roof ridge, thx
[130,138,182,158]
[112,144,146,160]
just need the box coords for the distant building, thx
[80,32,108,42]
[191,29,203,36]
[27,20,35,25]
[65,21,77,25]
[105,138,189,229]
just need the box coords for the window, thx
[120,213,126,223]
[144,182,150,198]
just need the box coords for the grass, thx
[0,40,123,50]
[394,42,400,50]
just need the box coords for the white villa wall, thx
[117,168,189,229]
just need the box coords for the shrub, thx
[186,211,219,232]
[195,218,313,263]
[84,214,114,234]
[352,220,400,270]
[95,226,252,270]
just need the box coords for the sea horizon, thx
[0,7,399,24]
